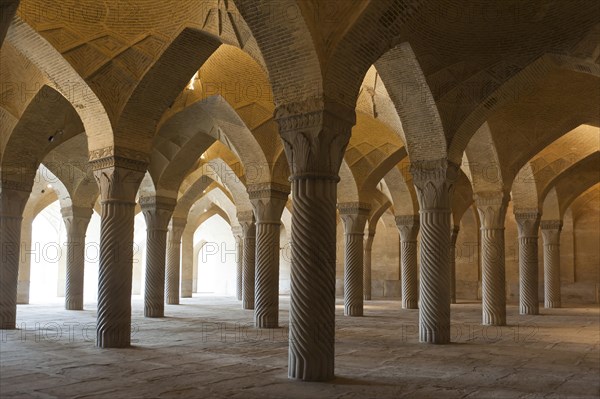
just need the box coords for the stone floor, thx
[1,295,598,399]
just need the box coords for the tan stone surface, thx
[1,296,599,398]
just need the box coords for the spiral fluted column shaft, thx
[92,159,145,348]
[180,231,194,298]
[287,178,337,381]
[166,242,181,305]
[165,218,186,306]
[254,222,280,327]
[235,233,243,301]
[65,236,86,310]
[344,233,364,316]
[481,229,506,325]
[515,212,541,316]
[475,192,509,326]
[0,215,22,329]
[411,159,458,344]
[62,207,92,311]
[96,200,137,347]
[544,243,560,308]
[519,237,539,314]
[17,219,32,305]
[401,240,418,309]
[142,197,176,317]
[241,219,256,310]
[363,233,374,301]
[449,227,459,304]
[396,215,420,310]
[419,210,451,343]
[542,221,562,308]
[339,205,368,317]
[144,229,167,316]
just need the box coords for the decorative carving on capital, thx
[541,220,562,245]
[338,202,370,235]
[237,210,256,238]
[275,99,356,179]
[231,225,243,239]
[515,211,541,238]
[411,159,459,210]
[540,219,562,231]
[89,147,149,173]
[169,217,187,242]
[395,215,420,242]
[140,196,177,231]
[61,206,93,237]
[475,191,509,230]
[248,183,290,223]
[93,166,145,203]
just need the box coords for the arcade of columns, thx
[1,0,599,383]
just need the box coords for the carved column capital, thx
[248,183,290,224]
[514,210,541,238]
[231,225,243,239]
[92,155,146,203]
[541,219,562,245]
[338,202,370,235]
[474,191,509,230]
[61,206,93,237]
[140,196,177,231]
[275,99,356,179]
[395,214,420,242]
[237,210,256,238]
[410,158,459,210]
[169,217,187,242]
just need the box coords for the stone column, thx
[411,159,458,344]
[249,183,289,328]
[0,185,30,329]
[238,211,256,310]
[363,230,375,300]
[91,155,146,347]
[475,192,509,326]
[232,225,243,301]
[275,100,355,381]
[515,210,541,315]
[449,225,459,304]
[165,217,186,305]
[541,220,562,308]
[181,229,194,298]
[17,218,33,304]
[140,196,176,317]
[339,203,369,316]
[396,215,420,309]
[61,206,93,311]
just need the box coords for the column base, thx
[519,306,539,315]
[403,300,418,309]
[482,312,506,326]
[96,329,130,348]
[419,327,450,344]
[344,306,363,317]
[243,301,254,310]
[66,299,83,311]
[144,308,164,318]
[256,319,278,329]
[545,301,561,308]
